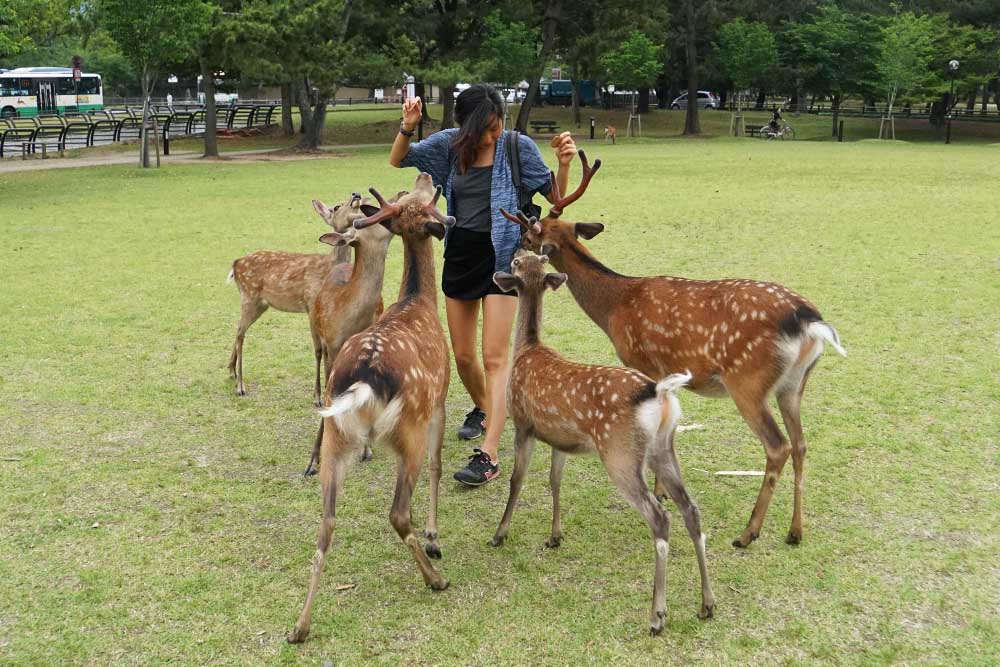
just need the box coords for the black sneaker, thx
[453,449,499,486]
[457,407,486,440]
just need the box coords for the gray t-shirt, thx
[452,165,493,232]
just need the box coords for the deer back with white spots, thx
[503,150,847,550]
[227,193,385,402]
[287,173,454,645]
[489,250,715,635]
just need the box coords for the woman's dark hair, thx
[452,84,504,173]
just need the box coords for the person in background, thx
[389,84,577,486]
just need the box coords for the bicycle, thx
[759,119,795,140]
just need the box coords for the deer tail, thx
[318,382,374,418]
[808,321,847,357]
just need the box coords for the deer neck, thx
[513,288,545,351]
[398,235,437,303]
[329,243,351,264]
[343,237,390,308]
[551,239,634,333]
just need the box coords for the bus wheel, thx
[1,107,16,119]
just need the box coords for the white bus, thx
[0,67,104,119]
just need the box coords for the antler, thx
[424,185,456,226]
[549,150,602,218]
[354,187,401,228]
[499,208,541,234]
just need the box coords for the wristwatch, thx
[399,123,416,137]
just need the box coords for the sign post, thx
[71,55,83,112]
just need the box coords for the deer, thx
[501,150,847,550]
[227,194,384,404]
[287,173,454,644]
[604,124,617,144]
[489,250,715,635]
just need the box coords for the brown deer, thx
[501,150,846,549]
[604,124,617,144]
[287,173,454,644]
[490,250,715,635]
[227,194,383,403]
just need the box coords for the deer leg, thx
[312,333,324,407]
[423,403,445,559]
[390,424,448,590]
[730,390,792,548]
[604,458,672,636]
[649,437,715,620]
[304,419,323,477]
[778,359,818,545]
[546,449,567,548]
[232,299,267,396]
[288,424,349,644]
[490,427,536,547]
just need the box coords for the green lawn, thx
[1,140,997,666]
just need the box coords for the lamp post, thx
[946,59,959,144]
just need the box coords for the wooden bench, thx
[21,141,62,159]
[745,124,764,137]
[529,119,558,135]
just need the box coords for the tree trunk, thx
[516,1,561,133]
[298,97,327,150]
[965,90,976,111]
[755,89,765,110]
[280,81,294,136]
[140,67,152,168]
[297,78,313,135]
[638,87,650,114]
[201,58,219,157]
[831,93,841,138]
[571,66,581,126]
[440,83,456,129]
[982,84,990,113]
[682,0,699,135]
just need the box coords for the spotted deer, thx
[604,124,617,144]
[502,150,846,549]
[287,173,454,644]
[490,250,715,635]
[227,194,384,403]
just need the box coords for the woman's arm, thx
[389,97,424,167]
[546,132,578,203]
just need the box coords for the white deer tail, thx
[656,370,692,397]
[639,370,691,438]
[226,268,235,285]
[808,321,847,357]
[318,382,374,418]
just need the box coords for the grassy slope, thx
[1,140,998,666]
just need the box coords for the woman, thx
[389,84,577,486]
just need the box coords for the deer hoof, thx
[732,532,757,549]
[430,579,450,591]
[545,535,562,548]
[303,465,318,477]
[649,611,666,636]
[424,543,442,559]
[286,624,309,644]
[236,388,247,397]
[698,603,715,620]
[489,534,505,547]
[785,532,801,545]
[360,449,373,462]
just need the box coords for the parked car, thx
[670,91,720,110]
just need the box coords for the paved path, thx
[0,143,393,175]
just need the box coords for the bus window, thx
[0,78,31,96]
[79,77,101,95]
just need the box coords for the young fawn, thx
[227,194,383,403]
[490,250,715,635]
[503,150,846,549]
[604,125,617,144]
[287,174,454,644]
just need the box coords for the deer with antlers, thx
[288,173,454,644]
[501,151,846,549]
[227,194,384,403]
[490,250,715,634]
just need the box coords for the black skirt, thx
[442,227,516,300]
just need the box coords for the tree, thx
[712,18,777,125]
[877,10,936,137]
[478,9,539,101]
[515,0,561,133]
[600,29,663,133]
[1,0,29,59]
[100,0,212,166]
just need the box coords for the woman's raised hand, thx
[550,131,577,167]
[402,97,423,130]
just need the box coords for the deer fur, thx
[227,194,384,403]
[604,125,617,144]
[503,150,846,549]
[489,250,715,635]
[288,173,454,644]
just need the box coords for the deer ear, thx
[544,272,568,291]
[426,221,446,240]
[575,222,604,240]
[540,243,557,256]
[360,204,382,218]
[493,271,523,293]
[312,199,333,220]
[319,231,354,246]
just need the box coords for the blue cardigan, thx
[400,129,552,272]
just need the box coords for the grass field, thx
[1,139,998,666]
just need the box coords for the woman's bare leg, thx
[445,296,487,411]
[479,294,517,463]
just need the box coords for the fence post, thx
[590,116,595,140]
[837,120,844,142]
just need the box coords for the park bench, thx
[745,124,764,137]
[529,119,559,135]
[21,141,63,159]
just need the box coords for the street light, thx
[946,59,959,144]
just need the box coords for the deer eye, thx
[512,258,520,267]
